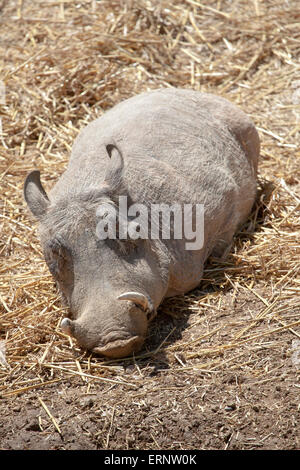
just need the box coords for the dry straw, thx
[0,0,299,398]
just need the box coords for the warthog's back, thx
[51,88,259,200]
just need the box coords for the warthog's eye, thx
[44,238,72,279]
[43,237,74,304]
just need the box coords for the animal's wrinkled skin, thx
[24,88,259,358]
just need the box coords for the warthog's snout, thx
[60,291,153,358]
[92,336,144,358]
[61,317,145,358]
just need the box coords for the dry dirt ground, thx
[0,0,299,450]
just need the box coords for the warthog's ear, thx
[24,170,50,219]
[104,144,124,192]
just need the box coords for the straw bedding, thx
[0,0,299,450]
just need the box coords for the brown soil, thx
[0,0,299,451]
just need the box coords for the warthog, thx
[24,88,259,358]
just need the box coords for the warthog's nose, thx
[92,335,144,358]
[60,317,144,358]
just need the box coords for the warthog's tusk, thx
[117,292,150,311]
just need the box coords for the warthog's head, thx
[24,145,169,358]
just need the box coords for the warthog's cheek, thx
[92,335,144,358]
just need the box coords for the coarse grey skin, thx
[24,88,260,358]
